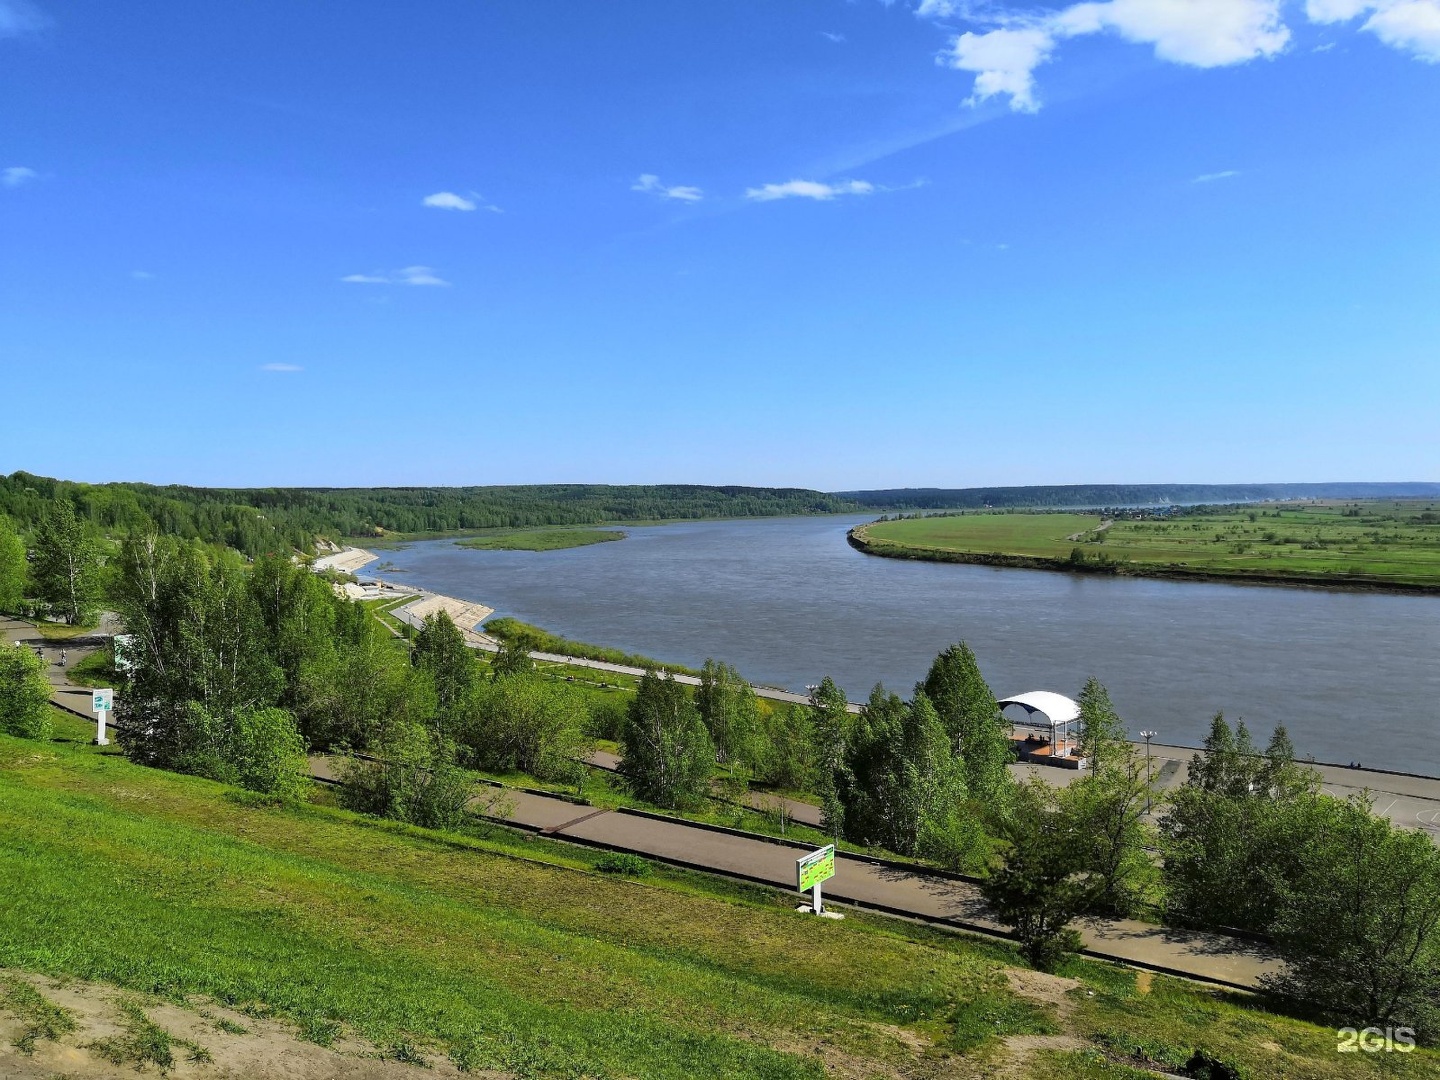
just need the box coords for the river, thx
[368,515,1440,775]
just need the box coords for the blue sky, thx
[2,0,1437,489]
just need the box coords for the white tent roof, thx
[997,691,1080,726]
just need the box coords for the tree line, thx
[0,473,864,558]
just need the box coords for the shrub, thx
[0,644,52,740]
[595,852,652,877]
[338,726,472,830]
[227,706,309,800]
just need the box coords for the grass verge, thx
[2,732,1432,1078]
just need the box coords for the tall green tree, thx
[921,642,1012,803]
[1267,794,1440,1038]
[32,498,100,625]
[836,686,975,862]
[0,514,26,613]
[756,702,817,791]
[464,673,590,782]
[980,780,1094,972]
[490,629,536,678]
[1060,748,1157,917]
[619,669,714,809]
[413,609,475,731]
[695,659,761,771]
[297,618,432,752]
[1160,714,1321,934]
[248,553,347,707]
[111,535,284,770]
[0,644,52,740]
[809,676,852,838]
[1076,676,1126,774]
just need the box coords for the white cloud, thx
[915,0,961,16]
[130,270,155,280]
[422,191,477,211]
[938,0,1290,111]
[632,174,704,202]
[1308,0,1440,61]
[944,28,1057,111]
[820,30,847,42]
[1193,169,1240,182]
[1055,0,1290,67]
[260,363,303,373]
[341,266,450,286]
[396,265,448,286]
[3,166,36,187]
[745,178,876,201]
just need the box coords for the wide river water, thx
[371,514,1440,774]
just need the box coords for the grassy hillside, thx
[855,501,1440,589]
[1,717,1432,1078]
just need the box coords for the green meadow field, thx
[2,712,1426,1078]
[454,527,626,552]
[854,501,1440,589]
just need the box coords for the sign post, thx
[795,843,836,916]
[92,688,113,747]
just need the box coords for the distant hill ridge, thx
[836,483,1440,510]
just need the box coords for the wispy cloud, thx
[3,166,36,188]
[421,190,502,213]
[1193,169,1241,183]
[130,270,155,280]
[745,178,876,201]
[820,30,847,43]
[632,174,704,202]
[0,1,47,39]
[341,266,450,287]
[260,363,303,373]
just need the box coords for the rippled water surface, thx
[370,515,1440,773]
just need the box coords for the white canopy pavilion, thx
[998,691,1085,768]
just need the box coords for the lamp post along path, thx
[1140,730,1157,814]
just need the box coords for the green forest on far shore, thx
[0,472,861,558]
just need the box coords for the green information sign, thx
[796,844,835,894]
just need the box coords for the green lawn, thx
[864,513,1101,558]
[2,720,1433,1077]
[857,501,1440,588]
[455,527,626,552]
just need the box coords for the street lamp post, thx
[1140,730,1158,814]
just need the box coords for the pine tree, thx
[1077,676,1126,774]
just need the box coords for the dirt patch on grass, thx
[0,970,493,1079]
[1002,969,1082,1017]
